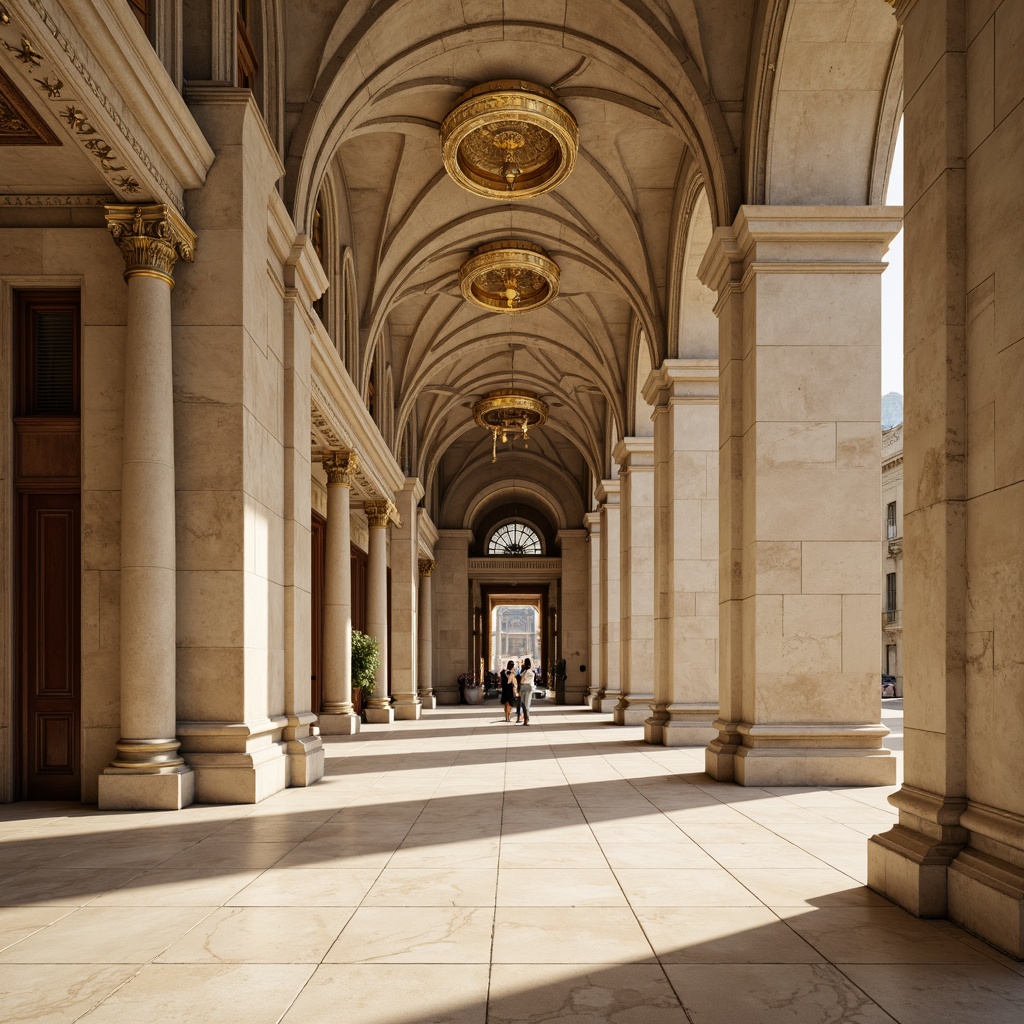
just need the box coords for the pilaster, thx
[583,511,602,707]
[643,360,720,747]
[699,205,901,786]
[595,480,621,713]
[392,480,424,720]
[434,530,474,705]
[612,439,656,726]
[556,529,589,704]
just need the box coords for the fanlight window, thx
[488,522,541,556]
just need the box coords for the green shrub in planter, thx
[351,629,379,698]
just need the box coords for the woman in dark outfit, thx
[500,660,516,722]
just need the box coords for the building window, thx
[885,572,897,621]
[886,500,897,540]
[488,522,542,556]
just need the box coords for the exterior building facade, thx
[882,422,904,696]
[0,0,1022,959]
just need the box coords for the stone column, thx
[595,479,621,712]
[613,439,656,726]
[319,450,360,735]
[644,360,720,746]
[363,499,397,724]
[584,511,602,708]
[98,204,196,811]
[699,206,901,786]
[434,530,473,705]
[557,530,589,704]
[391,480,423,720]
[418,559,436,709]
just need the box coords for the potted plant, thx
[351,629,379,716]
[458,672,483,704]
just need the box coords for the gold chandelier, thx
[441,80,579,201]
[459,240,559,314]
[473,348,548,462]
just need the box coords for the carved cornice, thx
[322,449,358,486]
[105,203,195,285]
[0,192,108,206]
[364,500,399,529]
[418,558,436,578]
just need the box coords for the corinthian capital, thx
[105,204,196,285]
[364,500,399,529]
[418,558,436,578]
[322,449,358,485]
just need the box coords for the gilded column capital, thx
[105,203,196,286]
[418,558,436,578]
[364,499,399,529]
[322,449,358,486]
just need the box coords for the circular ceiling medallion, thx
[441,80,579,200]
[459,240,560,314]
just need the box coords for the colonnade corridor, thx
[2,705,1023,1024]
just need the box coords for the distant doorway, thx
[482,587,547,682]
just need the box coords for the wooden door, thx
[19,493,81,799]
[14,290,81,800]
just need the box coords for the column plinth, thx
[99,204,196,811]
[319,451,361,735]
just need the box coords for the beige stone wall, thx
[556,530,589,704]
[0,226,127,801]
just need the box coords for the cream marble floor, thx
[1,701,1023,1024]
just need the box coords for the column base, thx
[645,704,718,747]
[393,697,422,721]
[419,694,437,710]
[98,766,194,811]
[178,718,290,804]
[562,687,587,705]
[318,712,362,736]
[948,849,1024,959]
[613,695,652,726]
[593,695,618,713]
[868,825,961,918]
[365,705,395,724]
[435,689,461,706]
[734,747,897,787]
[286,736,324,787]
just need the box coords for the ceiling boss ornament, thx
[441,80,578,200]
[460,240,559,313]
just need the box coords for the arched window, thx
[488,522,542,556]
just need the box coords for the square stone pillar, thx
[699,206,901,786]
[434,530,473,705]
[613,439,656,725]
[584,512,602,708]
[595,480,621,712]
[557,529,588,704]
[868,0,1024,960]
[643,360,719,747]
[391,479,423,720]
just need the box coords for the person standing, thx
[500,660,516,722]
[519,658,536,726]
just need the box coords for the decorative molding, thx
[364,499,399,529]
[321,449,358,486]
[418,558,436,578]
[0,192,109,206]
[105,203,196,284]
[0,62,58,144]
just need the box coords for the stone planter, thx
[462,684,484,704]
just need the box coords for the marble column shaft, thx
[699,205,901,787]
[418,559,436,709]
[364,500,396,724]
[613,438,656,726]
[320,451,360,735]
[98,204,196,811]
[644,360,720,747]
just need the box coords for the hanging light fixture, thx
[441,80,579,201]
[473,343,548,463]
[459,240,559,314]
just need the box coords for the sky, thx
[880,119,904,395]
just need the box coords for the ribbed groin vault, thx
[2,0,1024,963]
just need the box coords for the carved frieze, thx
[0,63,57,144]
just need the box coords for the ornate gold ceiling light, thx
[441,80,579,200]
[460,240,559,314]
[473,347,548,463]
